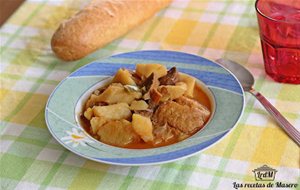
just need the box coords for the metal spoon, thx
[216,59,300,146]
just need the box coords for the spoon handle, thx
[249,89,300,146]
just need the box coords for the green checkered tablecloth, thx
[0,0,299,189]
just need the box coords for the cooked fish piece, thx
[175,96,210,119]
[152,100,210,134]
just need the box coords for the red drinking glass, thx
[255,0,300,84]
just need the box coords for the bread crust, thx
[51,0,172,61]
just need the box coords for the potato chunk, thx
[97,120,140,147]
[95,83,142,104]
[93,103,132,120]
[179,73,195,97]
[136,64,167,78]
[84,107,93,120]
[130,100,148,111]
[132,114,154,142]
[112,69,136,85]
[90,117,107,134]
[85,94,99,109]
[158,82,187,101]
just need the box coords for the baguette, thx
[51,0,172,61]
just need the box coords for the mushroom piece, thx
[159,67,179,85]
[143,73,159,91]
[142,73,160,101]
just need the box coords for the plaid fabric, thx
[0,0,299,189]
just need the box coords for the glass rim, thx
[255,0,300,24]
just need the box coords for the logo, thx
[232,165,298,189]
[252,165,277,181]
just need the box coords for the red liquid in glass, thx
[256,0,300,84]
